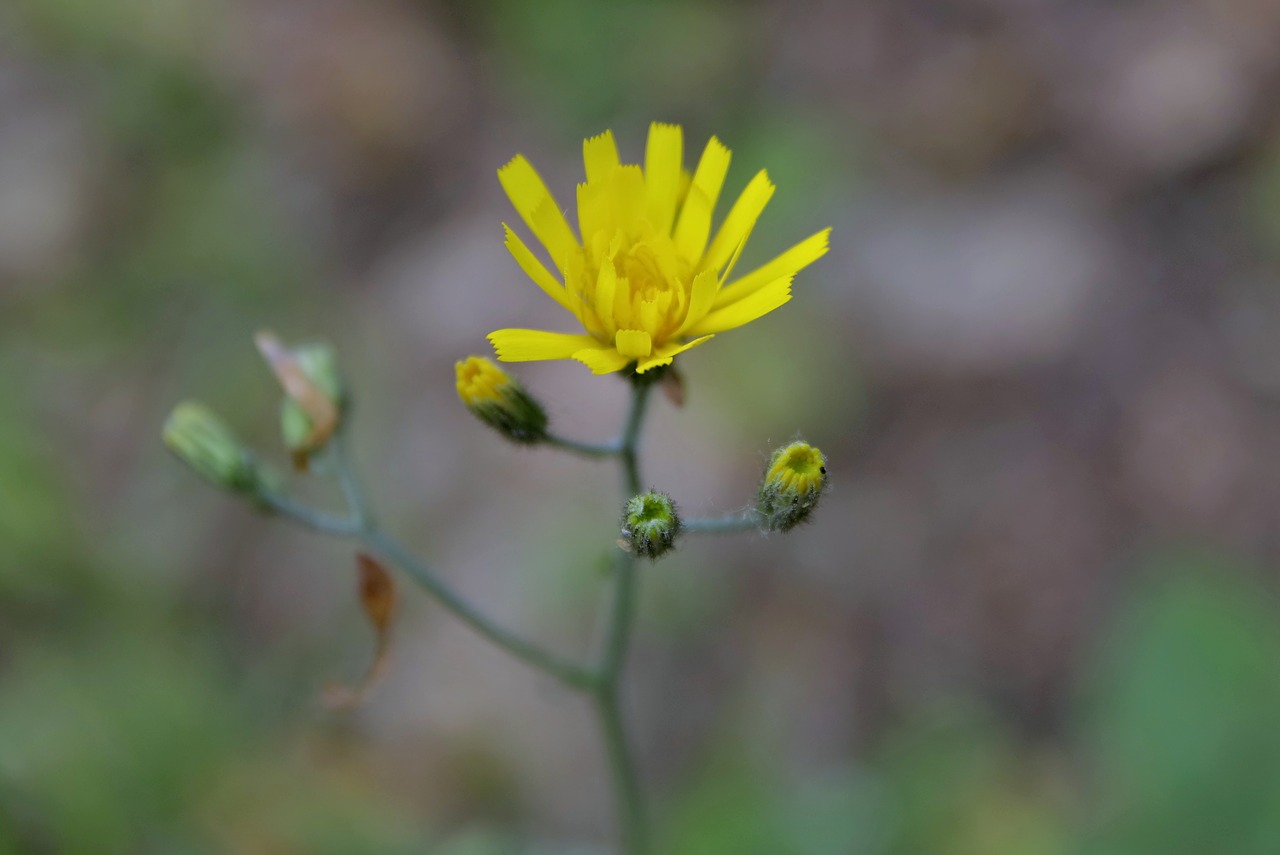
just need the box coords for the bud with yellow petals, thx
[455,356,548,444]
[758,441,827,532]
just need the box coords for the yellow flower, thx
[487,124,831,374]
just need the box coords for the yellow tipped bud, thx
[455,356,547,444]
[621,491,681,560]
[758,441,827,532]
[163,402,265,494]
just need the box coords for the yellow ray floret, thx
[489,123,830,374]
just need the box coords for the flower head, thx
[758,440,828,532]
[621,490,681,559]
[488,124,830,374]
[455,355,548,443]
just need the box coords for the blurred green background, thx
[6,0,1280,852]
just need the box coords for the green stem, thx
[594,686,648,855]
[359,527,597,689]
[543,433,621,458]
[590,379,654,855]
[260,491,596,691]
[259,491,362,537]
[619,381,652,496]
[332,430,374,527]
[262,378,658,853]
[682,509,762,534]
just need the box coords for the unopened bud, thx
[163,402,264,494]
[256,332,346,464]
[758,441,827,532]
[621,491,681,560]
[455,356,547,444]
[278,342,346,457]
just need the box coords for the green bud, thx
[277,342,346,457]
[621,491,681,560]
[455,356,548,444]
[758,441,828,532]
[163,402,264,494]
[292,343,346,408]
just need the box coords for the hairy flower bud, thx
[163,402,265,494]
[621,491,681,560]
[455,356,548,444]
[757,441,827,532]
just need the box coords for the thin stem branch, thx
[682,509,762,534]
[619,382,652,497]
[261,467,597,691]
[543,433,621,458]
[259,491,363,537]
[332,430,374,527]
[359,527,597,689]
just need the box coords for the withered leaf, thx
[323,552,396,710]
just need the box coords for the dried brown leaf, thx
[323,552,396,710]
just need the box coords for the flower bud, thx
[621,491,681,560]
[163,402,265,494]
[455,356,548,444]
[275,342,346,458]
[757,441,827,532]
[255,332,346,465]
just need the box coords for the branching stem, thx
[258,378,658,854]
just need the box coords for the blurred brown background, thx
[5,0,1280,852]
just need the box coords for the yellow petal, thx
[615,329,653,359]
[714,228,830,309]
[498,155,579,266]
[636,335,714,373]
[503,224,578,314]
[488,328,599,362]
[577,182,609,251]
[673,137,731,264]
[644,123,683,235]
[572,346,633,374]
[595,259,617,331]
[608,165,647,232]
[583,130,620,185]
[701,170,775,273]
[639,300,661,335]
[684,276,792,337]
[673,269,719,336]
